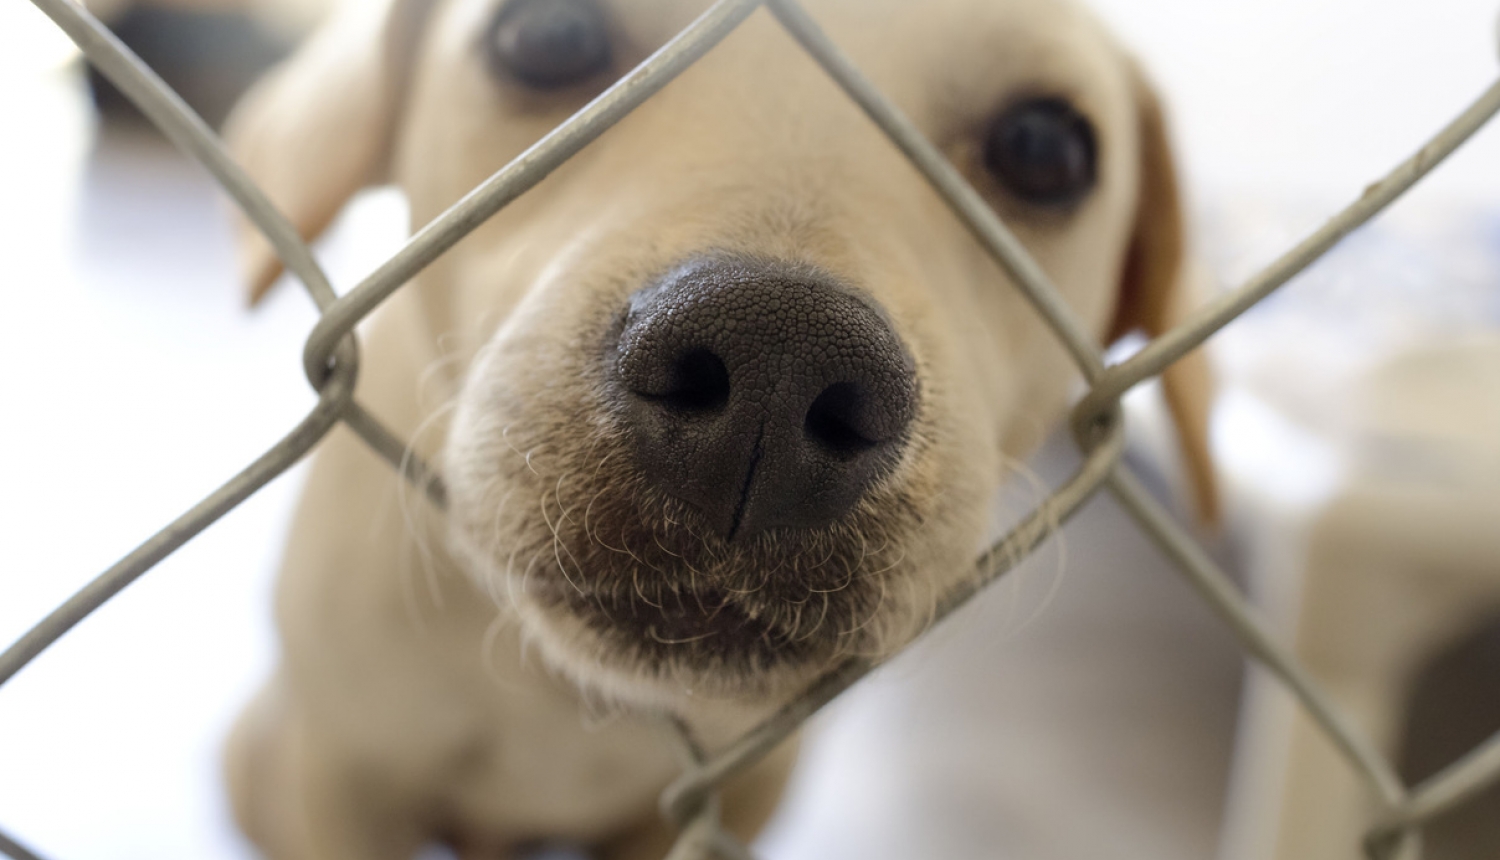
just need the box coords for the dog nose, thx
[611,257,918,540]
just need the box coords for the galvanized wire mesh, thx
[3,1,1500,858]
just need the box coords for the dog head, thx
[229,0,1214,712]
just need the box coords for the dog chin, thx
[506,581,841,706]
[446,486,909,704]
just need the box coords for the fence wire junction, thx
[5,1,1500,859]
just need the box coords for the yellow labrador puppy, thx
[224,0,1214,856]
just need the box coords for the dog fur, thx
[222,1,1215,856]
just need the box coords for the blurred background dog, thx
[80,0,328,126]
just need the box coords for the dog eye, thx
[486,0,612,89]
[983,97,1097,208]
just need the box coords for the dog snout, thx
[610,257,918,542]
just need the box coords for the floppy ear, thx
[224,0,437,303]
[1108,66,1219,525]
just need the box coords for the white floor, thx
[1,2,1497,859]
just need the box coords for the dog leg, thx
[225,674,428,860]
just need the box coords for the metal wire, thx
[1106,467,1421,860]
[662,420,1126,828]
[4,0,1500,858]
[1373,728,1500,838]
[298,0,766,385]
[0,339,359,689]
[0,830,43,860]
[1074,75,1500,424]
[764,0,1107,381]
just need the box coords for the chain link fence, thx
[3,1,1500,858]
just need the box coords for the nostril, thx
[805,382,879,458]
[655,348,731,413]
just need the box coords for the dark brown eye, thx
[486,0,612,89]
[983,97,1097,208]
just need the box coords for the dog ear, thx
[224,0,437,303]
[1108,66,1219,525]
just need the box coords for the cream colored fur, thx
[222,1,1215,856]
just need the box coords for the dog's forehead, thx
[435,0,1128,100]
[586,0,1096,41]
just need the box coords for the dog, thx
[221,0,1216,856]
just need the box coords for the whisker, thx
[647,626,718,646]
[501,425,541,475]
[791,592,831,643]
[843,564,890,638]
[539,487,585,597]
[632,567,663,609]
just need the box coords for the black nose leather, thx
[611,257,918,540]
